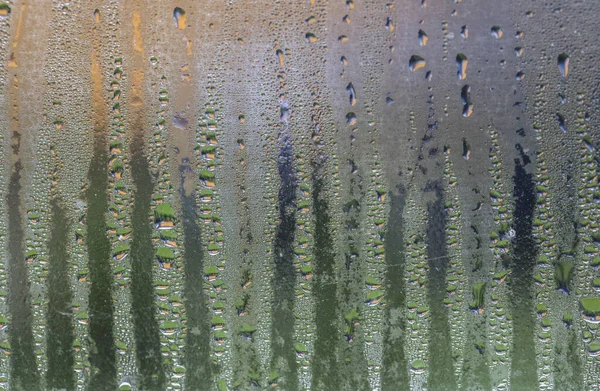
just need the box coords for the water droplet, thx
[173,7,187,30]
[276,49,284,67]
[515,47,523,57]
[558,53,569,78]
[491,26,503,38]
[462,138,471,160]
[346,83,356,106]
[173,112,189,130]
[558,93,566,104]
[516,71,525,81]
[456,53,468,80]
[346,113,357,126]
[118,382,133,391]
[409,55,426,72]
[418,30,428,46]
[556,113,567,133]
[280,104,291,123]
[386,17,394,31]
[0,3,11,17]
[461,25,468,38]
[461,85,473,117]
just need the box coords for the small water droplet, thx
[346,112,357,125]
[516,71,525,81]
[515,47,523,57]
[491,26,503,38]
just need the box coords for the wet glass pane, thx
[0,0,598,390]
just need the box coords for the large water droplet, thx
[461,85,473,117]
[173,7,187,30]
[409,55,426,72]
[346,83,356,106]
[558,53,569,78]
[418,30,428,46]
[556,113,567,133]
[456,53,468,80]
[0,3,10,17]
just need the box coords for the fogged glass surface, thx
[0,0,598,390]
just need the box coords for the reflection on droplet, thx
[118,382,133,391]
[558,53,569,78]
[174,7,187,30]
[409,55,426,72]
